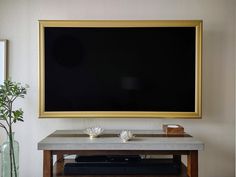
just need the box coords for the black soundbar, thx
[64,156,181,175]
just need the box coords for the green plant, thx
[0,79,28,177]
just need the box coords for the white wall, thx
[234,2,236,173]
[0,0,235,177]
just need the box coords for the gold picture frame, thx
[0,40,8,84]
[39,20,202,118]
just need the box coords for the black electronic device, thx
[75,155,141,162]
[64,155,181,175]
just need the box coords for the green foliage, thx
[0,79,28,177]
[0,80,28,125]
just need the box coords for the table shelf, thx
[53,159,189,177]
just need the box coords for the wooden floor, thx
[53,160,189,177]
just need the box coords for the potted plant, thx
[0,79,28,177]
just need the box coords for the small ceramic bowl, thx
[84,127,104,139]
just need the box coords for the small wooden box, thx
[163,124,184,135]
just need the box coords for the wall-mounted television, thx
[39,20,202,118]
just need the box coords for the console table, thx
[38,130,204,177]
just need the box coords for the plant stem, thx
[9,130,18,177]
[8,101,13,177]
[10,134,17,177]
[8,101,18,177]
[0,123,8,134]
[9,129,13,177]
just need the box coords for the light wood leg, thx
[43,150,52,177]
[187,150,198,177]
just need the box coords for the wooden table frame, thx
[43,150,198,177]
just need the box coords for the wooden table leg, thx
[187,150,198,177]
[43,150,52,177]
[56,152,64,162]
[55,152,64,176]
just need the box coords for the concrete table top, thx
[38,130,204,151]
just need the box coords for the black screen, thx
[45,27,196,112]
